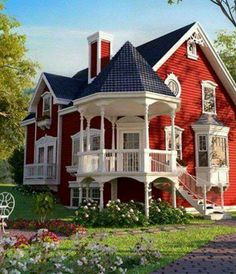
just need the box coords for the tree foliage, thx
[168,0,236,28]
[214,30,236,81]
[0,2,38,159]
[8,146,24,185]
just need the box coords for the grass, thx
[0,183,75,221]
[60,225,236,274]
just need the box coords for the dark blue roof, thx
[81,41,174,97]
[23,113,35,121]
[193,114,225,126]
[137,22,195,67]
[44,72,87,100]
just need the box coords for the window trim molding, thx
[187,39,198,60]
[164,73,181,98]
[35,135,57,164]
[201,80,217,115]
[164,125,184,159]
[41,91,52,117]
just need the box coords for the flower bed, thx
[7,219,86,236]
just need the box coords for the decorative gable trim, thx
[152,22,236,106]
[28,73,71,113]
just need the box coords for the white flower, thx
[84,205,88,209]
[115,256,123,266]
[130,200,134,203]
[157,198,162,202]
[129,208,134,213]
[156,207,161,213]
[116,199,121,203]
[88,202,91,206]
[77,260,83,266]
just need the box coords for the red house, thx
[21,23,236,218]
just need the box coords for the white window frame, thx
[165,125,184,159]
[71,129,101,166]
[201,80,217,115]
[41,92,52,117]
[164,73,181,98]
[187,39,198,60]
[35,136,57,164]
[197,134,209,167]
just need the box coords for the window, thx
[42,92,51,117]
[211,136,228,167]
[202,81,217,114]
[187,40,198,59]
[71,129,101,166]
[165,126,184,159]
[164,73,181,97]
[198,135,208,167]
[71,187,100,207]
[38,147,44,163]
[35,136,57,165]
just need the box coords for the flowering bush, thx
[149,198,193,225]
[29,229,59,244]
[7,219,86,236]
[74,199,147,228]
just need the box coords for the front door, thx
[122,132,140,171]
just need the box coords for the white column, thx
[144,181,150,218]
[171,110,176,151]
[203,184,207,215]
[144,104,149,149]
[172,183,177,208]
[220,185,224,210]
[86,184,90,200]
[79,111,84,153]
[100,107,105,150]
[79,185,83,205]
[111,118,116,150]
[86,118,91,151]
[99,182,104,211]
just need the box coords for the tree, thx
[214,30,236,81]
[8,147,24,185]
[168,0,236,28]
[0,2,38,159]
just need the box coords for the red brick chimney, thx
[87,31,113,83]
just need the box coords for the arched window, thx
[164,73,181,97]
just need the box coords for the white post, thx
[203,184,207,215]
[220,185,224,210]
[100,107,105,172]
[99,182,104,211]
[144,104,150,172]
[111,118,116,150]
[86,184,90,200]
[79,185,83,206]
[170,110,176,171]
[144,181,150,218]
[172,183,177,208]
[86,118,91,151]
[80,111,84,152]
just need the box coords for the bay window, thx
[198,135,208,167]
[71,186,100,207]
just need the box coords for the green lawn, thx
[0,183,74,221]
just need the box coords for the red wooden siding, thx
[155,42,236,206]
[90,42,97,78]
[26,124,35,164]
[101,40,110,70]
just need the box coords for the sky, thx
[4,0,235,81]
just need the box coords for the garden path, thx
[153,220,236,274]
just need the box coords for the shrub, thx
[34,193,55,223]
[73,199,147,228]
[149,198,192,225]
[15,184,51,195]
[8,147,24,185]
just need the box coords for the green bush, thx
[34,193,55,223]
[15,184,51,195]
[149,198,193,225]
[8,147,24,185]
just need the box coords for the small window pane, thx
[211,136,227,166]
[38,147,44,163]
[43,96,51,117]
[198,135,208,167]
[203,87,215,113]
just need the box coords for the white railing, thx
[77,149,175,174]
[24,163,57,179]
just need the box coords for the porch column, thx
[170,110,176,171]
[171,183,177,208]
[111,117,116,150]
[100,107,105,150]
[79,111,84,152]
[203,184,207,215]
[79,185,83,206]
[86,118,91,151]
[144,104,149,149]
[99,182,104,211]
[220,185,224,210]
[144,181,150,218]
[86,183,90,200]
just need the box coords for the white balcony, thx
[77,149,176,175]
[24,163,57,185]
[37,118,51,130]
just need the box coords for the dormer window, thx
[187,40,198,60]
[164,73,181,97]
[42,92,51,117]
[202,81,217,114]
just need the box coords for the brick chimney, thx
[87,31,113,83]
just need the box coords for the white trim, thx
[164,125,184,159]
[20,118,36,127]
[35,136,57,165]
[57,105,62,184]
[164,73,181,98]
[152,22,236,106]
[58,106,77,116]
[42,91,52,117]
[187,39,198,60]
[201,80,217,115]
